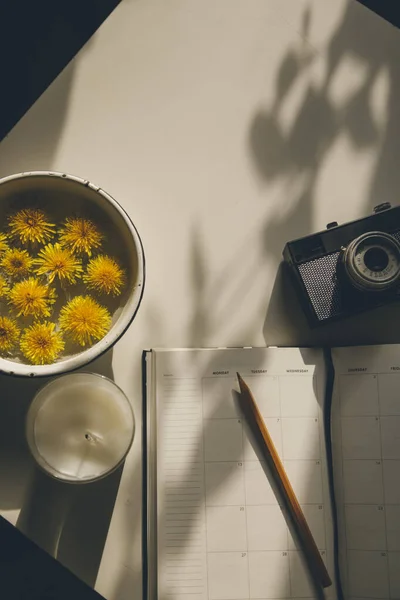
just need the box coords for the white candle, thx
[26,373,135,482]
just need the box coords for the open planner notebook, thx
[144,345,400,600]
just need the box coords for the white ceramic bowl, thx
[0,171,145,377]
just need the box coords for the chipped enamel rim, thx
[0,171,145,377]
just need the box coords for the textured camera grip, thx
[297,252,342,321]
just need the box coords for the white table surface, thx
[0,1,400,598]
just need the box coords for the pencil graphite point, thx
[236,372,245,393]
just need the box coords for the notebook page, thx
[332,345,400,600]
[153,347,335,600]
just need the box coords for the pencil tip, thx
[237,372,244,391]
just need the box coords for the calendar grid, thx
[152,346,400,600]
[199,373,327,600]
[337,372,400,600]
[155,350,333,600]
[376,375,391,599]
[277,375,294,599]
[241,421,252,599]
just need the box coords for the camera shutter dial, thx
[373,203,391,213]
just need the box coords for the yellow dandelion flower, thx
[1,248,35,279]
[8,208,55,244]
[8,278,57,318]
[35,243,83,284]
[59,295,111,346]
[59,218,103,257]
[0,233,9,253]
[0,275,10,298]
[20,321,64,365]
[0,316,20,353]
[83,255,125,295]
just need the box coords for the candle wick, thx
[85,432,101,444]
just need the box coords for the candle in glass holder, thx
[26,373,135,483]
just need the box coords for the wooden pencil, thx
[236,372,332,590]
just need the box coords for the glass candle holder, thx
[26,373,135,483]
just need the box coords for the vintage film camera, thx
[283,203,400,326]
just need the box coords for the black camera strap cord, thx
[323,348,345,600]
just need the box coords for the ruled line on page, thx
[159,376,207,600]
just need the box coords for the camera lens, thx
[342,231,400,292]
[364,247,389,272]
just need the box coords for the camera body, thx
[283,203,400,326]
